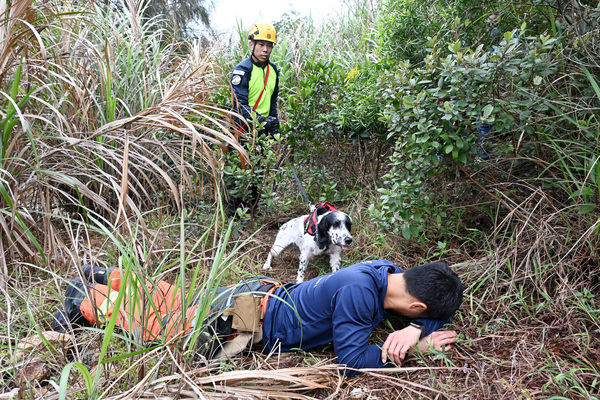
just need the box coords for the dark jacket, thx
[262,260,448,376]
[231,56,279,129]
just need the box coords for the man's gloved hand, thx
[257,115,280,136]
[266,116,280,136]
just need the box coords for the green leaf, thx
[582,65,600,103]
[573,186,593,198]
[578,204,595,214]
[402,96,415,107]
[410,225,420,237]
[59,362,94,400]
[482,104,494,117]
[452,41,461,53]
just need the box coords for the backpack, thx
[191,276,282,361]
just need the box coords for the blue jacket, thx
[262,260,448,376]
[231,56,279,128]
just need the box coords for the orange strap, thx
[260,283,279,315]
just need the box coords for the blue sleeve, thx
[331,285,386,377]
[415,317,452,337]
[231,66,254,123]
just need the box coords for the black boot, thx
[52,277,90,332]
[80,264,116,285]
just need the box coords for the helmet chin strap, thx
[250,40,268,68]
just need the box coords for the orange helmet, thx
[248,22,277,44]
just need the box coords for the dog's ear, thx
[315,204,330,217]
[344,215,352,232]
[316,213,334,249]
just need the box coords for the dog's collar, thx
[304,202,338,236]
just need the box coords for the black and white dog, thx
[262,202,353,282]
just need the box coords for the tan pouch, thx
[232,293,262,332]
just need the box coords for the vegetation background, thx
[0,0,599,398]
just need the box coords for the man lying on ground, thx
[53,260,463,376]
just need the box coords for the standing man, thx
[231,21,281,136]
[227,22,281,216]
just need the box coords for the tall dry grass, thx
[0,0,246,280]
[2,1,599,399]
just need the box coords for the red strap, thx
[317,202,338,212]
[252,64,270,111]
[304,202,338,235]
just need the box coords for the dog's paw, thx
[262,263,272,270]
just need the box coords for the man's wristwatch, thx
[409,320,425,338]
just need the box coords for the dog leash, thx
[277,141,313,211]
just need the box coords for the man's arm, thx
[416,317,448,337]
[380,325,421,364]
[231,64,255,123]
[380,317,454,364]
[331,286,387,376]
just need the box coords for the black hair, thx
[403,262,463,320]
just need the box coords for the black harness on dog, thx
[304,202,338,236]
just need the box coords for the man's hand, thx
[265,116,279,135]
[381,325,422,365]
[256,116,279,136]
[416,330,458,353]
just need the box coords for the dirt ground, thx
[233,212,600,399]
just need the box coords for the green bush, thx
[337,61,389,143]
[221,133,287,217]
[377,0,457,65]
[376,25,561,238]
[285,59,344,148]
